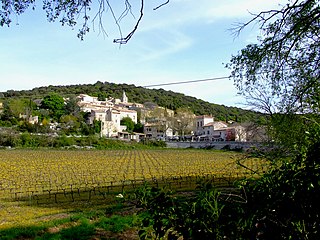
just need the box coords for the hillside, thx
[0,81,261,122]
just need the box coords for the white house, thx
[89,106,138,138]
[144,122,173,140]
[78,94,98,103]
[19,114,39,125]
[116,107,138,124]
[195,115,214,136]
[194,115,248,142]
[78,92,138,137]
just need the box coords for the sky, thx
[0,0,287,107]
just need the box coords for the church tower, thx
[121,90,128,103]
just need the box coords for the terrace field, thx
[0,149,266,238]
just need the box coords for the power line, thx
[142,76,230,88]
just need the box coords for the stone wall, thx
[166,141,260,151]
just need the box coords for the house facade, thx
[144,122,173,140]
[195,115,214,136]
[194,116,247,142]
[82,92,139,138]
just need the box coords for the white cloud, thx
[135,30,193,62]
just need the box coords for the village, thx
[75,91,265,143]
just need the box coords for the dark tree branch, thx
[113,0,144,44]
[153,0,170,11]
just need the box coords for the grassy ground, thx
[0,200,142,239]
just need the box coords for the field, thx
[0,149,266,237]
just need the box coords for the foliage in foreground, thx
[135,182,249,240]
[135,143,320,240]
[216,0,320,238]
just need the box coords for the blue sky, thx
[0,0,286,107]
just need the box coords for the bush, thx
[54,134,76,147]
[135,182,250,240]
[143,140,167,148]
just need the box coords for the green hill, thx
[0,81,261,122]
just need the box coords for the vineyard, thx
[0,149,266,229]
[0,149,266,201]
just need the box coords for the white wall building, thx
[78,94,98,103]
[116,107,138,124]
[195,115,214,136]
[87,96,138,138]
[144,122,173,140]
[194,116,247,142]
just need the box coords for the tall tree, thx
[1,98,33,120]
[228,0,320,115]
[227,0,320,147]
[227,1,320,238]
[65,96,81,117]
[173,107,195,137]
[41,93,65,120]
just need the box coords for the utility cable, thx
[141,76,230,88]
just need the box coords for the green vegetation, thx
[0,131,168,149]
[121,117,135,132]
[0,207,141,240]
[41,93,65,121]
[0,94,103,137]
[0,81,261,123]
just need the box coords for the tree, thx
[133,121,144,133]
[97,92,107,101]
[0,0,170,43]
[1,99,22,120]
[227,0,320,147]
[0,98,34,123]
[173,107,195,137]
[41,93,65,120]
[227,1,320,238]
[60,114,81,134]
[65,95,81,117]
[228,0,320,115]
[120,116,135,132]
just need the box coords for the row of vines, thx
[0,149,266,204]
